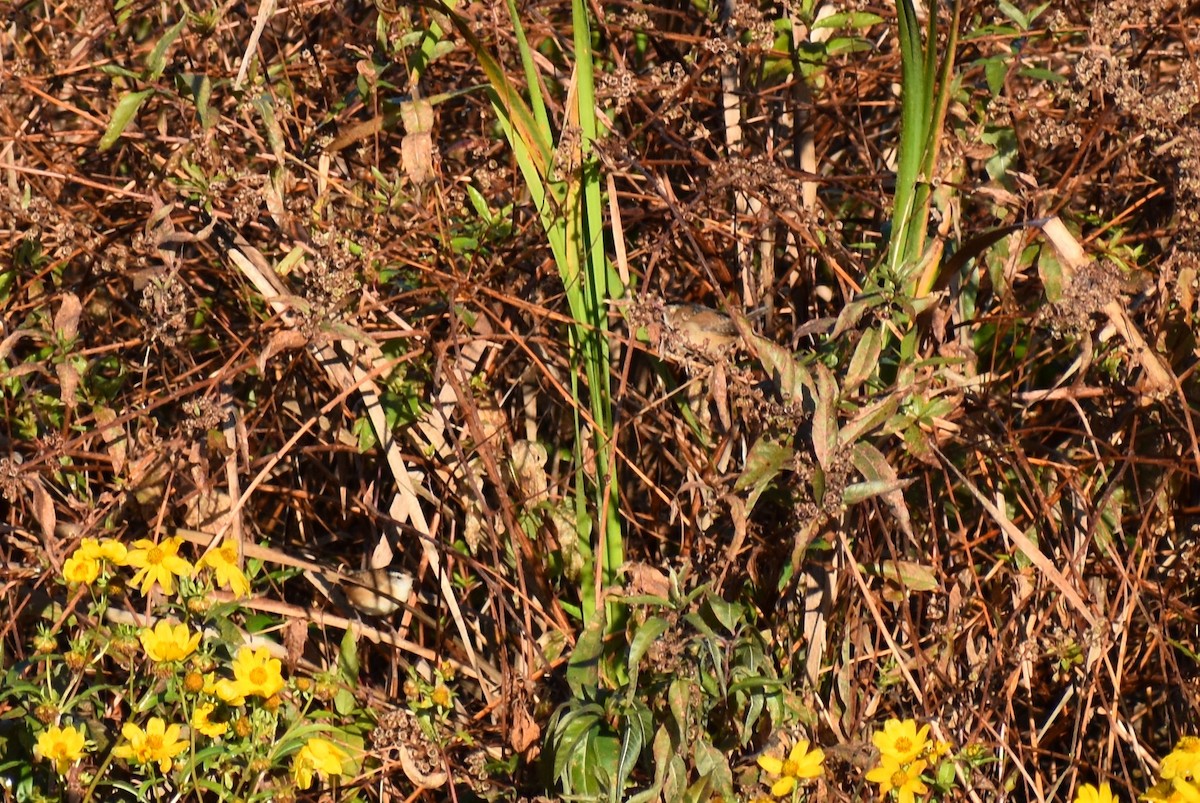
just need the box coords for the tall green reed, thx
[435,0,624,627]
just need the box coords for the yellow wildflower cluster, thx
[61,534,250,598]
[756,739,825,798]
[865,718,949,803]
[63,537,126,586]
[33,533,359,795]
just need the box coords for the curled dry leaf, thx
[54,292,82,342]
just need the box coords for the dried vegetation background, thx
[3,0,1200,799]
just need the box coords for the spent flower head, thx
[33,724,88,775]
[757,739,824,797]
[124,536,193,596]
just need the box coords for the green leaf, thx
[99,89,154,151]
[813,10,884,28]
[626,616,669,693]
[612,709,647,802]
[702,595,742,635]
[177,73,217,129]
[997,0,1027,27]
[333,686,357,716]
[844,327,882,394]
[338,627,359,683]
[842,478,907,505]
[831,291,886,337]
[839,395,900,446]
[627,726,673,803]
[1039,250,1066,302]
[692,741,733,799]
[983,56,1009,96]
[146,16,188,80]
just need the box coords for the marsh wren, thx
[340,567,414,617]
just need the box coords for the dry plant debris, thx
[2,0,1200,800]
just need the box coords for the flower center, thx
[781,758,800,777]
[146,734,163,751]
[147,547,164,565]
[891,769,909,787]
[250,667,267,684]
[895,737,912,753]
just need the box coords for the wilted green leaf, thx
[750,333,814,407]
[850,440,913,537]
[735,436,793,513]
[877,559,939,591]
[839,395,900,446]
[832,291,886,337]
[812,363,839,471]
[566,618,605,697]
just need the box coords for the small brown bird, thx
[664,303,760,353]
[340,568,413,617]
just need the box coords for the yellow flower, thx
[230,646,285,700]
[873,718,932,764]
[757,740,825,797]
[1144,779,1200,802]
[196,540,250,597]
[112,717,188,773]
[63,555,100,585]
[866,755,928,803]
[124,537,193,595]
[33,724,88,774]
[1173,779,1200,803]
[924,739,952,761]
[191,702,228,738]
[292,737,348,790]
[138,620,201,663]
[214,678,246,705]
[430,684,453,709]
[1076,782,1117,803]
[73,537,127,564]
[1164,739,1200,782]
[99,538,127,563]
